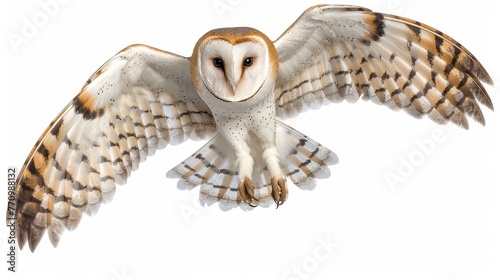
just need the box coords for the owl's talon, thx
[239,177,259,207]
[271,177,287,208]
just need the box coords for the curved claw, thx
[271,178,287,208]
[238,177,259,207]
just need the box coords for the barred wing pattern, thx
[274,5,494,128]
[13,45,216,251]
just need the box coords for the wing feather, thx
[274,5,493,128]
[12,44,216,251]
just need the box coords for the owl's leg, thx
[234,141,259,207]
[262,144,287,207]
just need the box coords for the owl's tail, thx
[166,120,338,209]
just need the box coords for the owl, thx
[9,4,493,252]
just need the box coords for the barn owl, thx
[9,5,494,252]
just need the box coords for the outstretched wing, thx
[11,44,216,251]
[273,5,494,128]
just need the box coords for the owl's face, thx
[191,27,278,104]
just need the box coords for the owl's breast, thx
[210,90,277,146]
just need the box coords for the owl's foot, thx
[239,177,259,207]
[271,177,287,208]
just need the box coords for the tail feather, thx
[166,120,338,209]
[277,120,338,190]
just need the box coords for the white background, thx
[1,0,499,279]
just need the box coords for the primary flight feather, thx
[9,4,494,252]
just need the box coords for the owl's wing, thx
[10,44,216,251]
[273,5,493,128]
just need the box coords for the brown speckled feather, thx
[274,5,493,128]
[12,45,216,251]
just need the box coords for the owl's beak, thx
[228,69,240,95]
[227,60,241,96]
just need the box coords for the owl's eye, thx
[213,58,224,68]
[243,57,253,67]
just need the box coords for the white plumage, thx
[10,5,493,252]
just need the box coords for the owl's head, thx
[190,27,278,104]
